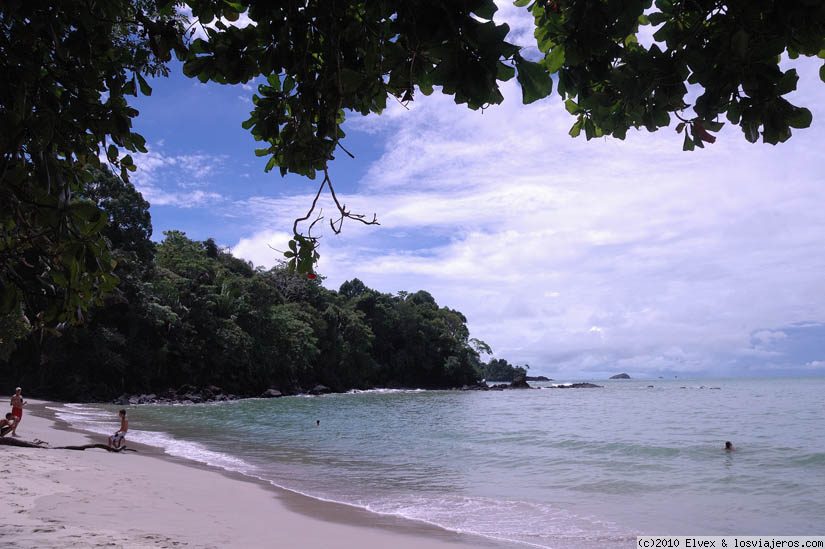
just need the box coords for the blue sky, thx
[127,4,825,379]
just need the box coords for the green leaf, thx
[569,119,582,137]
[788,107,812,129]
[136,74,153,96]
[564,99,578,114]
[776,69,799,95]
[513,0,532,7]
[515,55,552,104]
[241,116,256,130]
[648,12,667,25]
[820,63,825,83]
[584,118,595,140]
[496,61,516,81]
[683,132,695,151]
[121,154,136,172]
[543,47,565,73]
[743,121,760,143]
[726,103,742,124]
[703,120,724,132]
[472,0,498,19]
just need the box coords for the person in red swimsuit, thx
[10,387,26,437]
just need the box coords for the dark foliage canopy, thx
[1,171,491,399]
[2,0,825,326]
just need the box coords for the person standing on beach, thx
[109,409,128,449]
[10,387,26,436]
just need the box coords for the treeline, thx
[479,359,527,382]
[0,170,523,401]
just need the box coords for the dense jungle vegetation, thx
[0,170,523,401]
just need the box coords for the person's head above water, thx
[725,441,734,451]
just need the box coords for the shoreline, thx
[3,398,517,548]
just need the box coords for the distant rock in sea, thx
[551,383,602,389]
[525,376,552,381]
[609,373,631,379]
[509,373,532,389]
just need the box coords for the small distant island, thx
[526,375,552,382]
[609,373,631,379]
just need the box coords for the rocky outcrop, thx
[609,373,630,379]
[113,385,239,405]
[509,373,532,389]
[260,388,283,398]
[459,378,536,391]
[308,384,331,395]
[551,382,602,389]
[459,382,491,391]
[525,376,552,381]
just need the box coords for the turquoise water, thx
[55,378,825,547]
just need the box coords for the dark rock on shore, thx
[460,382,491,391]
[459,378,537,391]
[609,373,631,379]
[508,373,532,389]
[261,388,283,398]
[112,385,241,405]
[309,384,331,395]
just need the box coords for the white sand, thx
[0,400,510,548]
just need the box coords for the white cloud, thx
[132,149,226,208]
[224,16,825,378]
[231,230,293,268]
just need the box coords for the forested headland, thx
[0,170,524,402]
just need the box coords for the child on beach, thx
[10,387,26,436]
[0,413,16,437]
[108,409,128,449]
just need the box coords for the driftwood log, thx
[0,438,136,452]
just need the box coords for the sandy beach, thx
[0,399,509,549]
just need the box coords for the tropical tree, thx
[0,0,185,326]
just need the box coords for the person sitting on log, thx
[0,413,17,437]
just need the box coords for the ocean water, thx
[53,378,825,548]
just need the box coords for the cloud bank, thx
[140,3,823,379]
